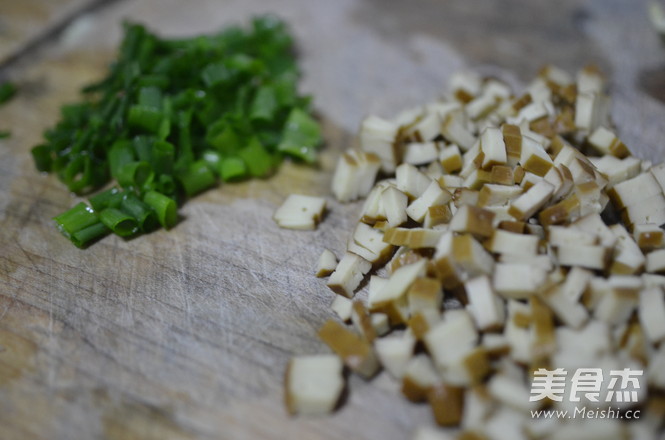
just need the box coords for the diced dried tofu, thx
[396,163,433,198]
[555,243,610,270]
[381,186,409,227]
[316,249,338,277]
[539,284,588,329]
[406,180,452,223]
[610,223,647,274]
[484,228,539,256]
[449,204,496,238]
[408,277,443,313]
[633,223,665,251]
[359,115,399,173]
[439,144,464,173]
[639,287,665,344]
[403,141,440,165]
[589,155,641,187]
[368,259,427,324]
[621,194,665,227]
[519,136,553,177]
[330,295,353,322]
[285,355,344,415]
[318,319,379,378]
[424,310,478,371]
[441,110,476,151]
[646,249,665,273]
[572,213,616,247]
[428,383,465,427]
[465,275,505,331]
[587,126,630,158]
[371,313,390,336]
[350,301,377,342]
[375,333,416,379]
[480,126,507,169]
[508,180,554,220]
[332,150,382,203]
[347,222,394,264]
[575,91,610,133]
[487,374,538,413]
[274,194,326,230]
[449,71,483,102]
[327,252,372,298]
[608,172,662,209]
[402,354,441,402]
[493,263,547,299]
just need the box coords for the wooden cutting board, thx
[1,0,664,439]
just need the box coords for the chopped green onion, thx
[250,85,278,121]
[277,108,321,163]
[151,140,175,176]
[99,208,138,237]
[220,156,248,181]
[32,16,322,247]
[31,145,52,172]
[0,130,11,139]
[120,193,157,232]
[128,105,164,133]
[108,140,136,179]
[143,191,177,229]
[239,137,275,177]
[89,187,121,212]
[53,202,99,239]
[116,161,153,189]
[177,160,217,197]
[71,222,110,248]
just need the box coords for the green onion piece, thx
[0,82,17,105]
[63,154,93,193]
[0,130,10,139]
[138,86,162,109]
[31,145,52,172]
[133,136,154,163]
[201,62,230,88]
[120,192,158,232]
[128,104,164,133]
[151,140,175,175]
[116,161,153,190]
[99,208,139,237]
[89,187,121,211]
[277,108,321,163]
[108,140,136,179]
[207,124,243,154]
[176,160,217,197]
[238,137,275,177]
[53,202,99,239]
[249,85,278,121]
[71,222,110,248]
[155,174,176,196]
[143,191,177,229]
[220,156,247,182]
[202,149,222,172]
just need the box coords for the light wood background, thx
[1,0,664,439]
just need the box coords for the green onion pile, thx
[31,16,322,248]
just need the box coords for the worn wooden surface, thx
[1,0,665,439]
[0,0,105,65]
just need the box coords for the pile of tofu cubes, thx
[284,66,665,440]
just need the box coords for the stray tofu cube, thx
[273,194,326,230]
[285,355,344,416]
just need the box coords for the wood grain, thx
[0,0,108,66]
[1,0,664,439]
